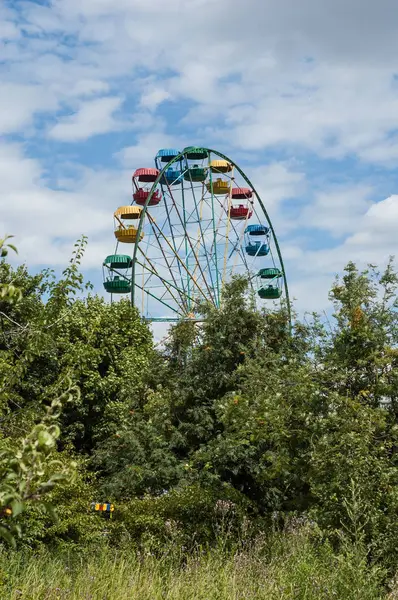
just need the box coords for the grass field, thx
[1,530,395,600]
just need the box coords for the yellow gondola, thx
[114,206,142,220]
[114,225,144,243]
[209,159,233,174]
[206,178,232,195]
[113,205,144,243]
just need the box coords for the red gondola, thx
[231,187,253,200]
[132,168,159,183]
[133,188,162,206]
[230,204,253,221]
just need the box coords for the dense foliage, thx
[1,236,398,588]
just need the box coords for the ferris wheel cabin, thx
[161,167,182,185]
[132,168,162,206]
[183,146,209,160]
[156,148,181,162]
[184,165,208,182]
[114,206,144,243]
[103,254,132,295]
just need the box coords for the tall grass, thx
[0,529,392,599]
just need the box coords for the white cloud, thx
[140,87,171,111]
[3,0,398,162]
[0,141,127,268]
[277,192,398,314]
[249,163,306,209]
[299,185,374,237]
[285,196,398,301]
[68,80,110,98]
[0,143,41,190]
[118,132,186,167]
[0,20,19,40]
[349,195,398,244]
[48,97,124,141]
[0,83,58,135]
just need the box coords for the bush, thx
[13,462,106,552]
[108,483,254,551]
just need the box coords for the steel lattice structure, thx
[102,147,291,324]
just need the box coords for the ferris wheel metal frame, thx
[103,146,291,328]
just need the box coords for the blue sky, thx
[1,0,398,319]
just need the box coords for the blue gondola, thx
[156,148,181,163]
[160,167,181,185]
[246,242,270,257]
[245,224,269,236]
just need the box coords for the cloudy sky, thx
[1,0,398,316]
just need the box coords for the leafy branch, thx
[0,235,81,547]
[0,236,22,304]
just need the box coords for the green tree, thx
[0,236,154,453]
[0,236,79,547]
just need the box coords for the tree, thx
[0,236,154,454]
[322,260,398,408]
[0,236,79,547]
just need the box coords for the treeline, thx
[1,236,398,573]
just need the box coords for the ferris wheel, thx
[102,147,290,323]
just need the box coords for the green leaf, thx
[43,502,59,522]
[0,526,16,548]
[10,499,24,518]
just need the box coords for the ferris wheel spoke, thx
[190,194,207,285]
[134,281,184,317]
[164,189,192,295]
[141,238,181,263]
[221,166,235,295]
[212,193,252,278]
[140,265,186,315]
[231,207,255,274]
[206,165,221,304]
[183,165,217,294]
[181,182,197,310]
[143,219,189,311]
[136,253,199,310]
[146,212,215,306]
[160,183,187,298]
[159,186,217,304]
[162,186,204,304]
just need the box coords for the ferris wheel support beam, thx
[231,207,252,269]
[158,180,187,299]
[221,166,234,299]
[180,182,191,311]
[208,169,253,292]
[146,213,213,306]
[208,166,221,305]
[147,317,204,323]
[157,179,216,306]
[183,160,217,296]
[134,282,184,317]
[136,255,187,314]
[210,192,252,287]
[144,214,189,311]
[135,255,199,309]
[104,264,180,316]
[158,188,216,304]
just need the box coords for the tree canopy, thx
[1,236,398,571]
